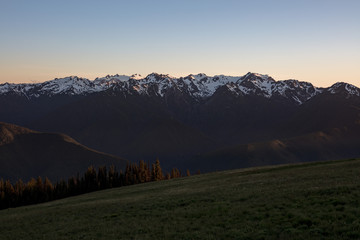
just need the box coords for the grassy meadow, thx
[1,159,360,239]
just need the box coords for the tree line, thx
[0,159,191,210]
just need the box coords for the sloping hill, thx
[0,159,359,239]
[0,122,126,182]
[191,127,360,171]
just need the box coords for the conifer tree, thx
[97,166,108,189]
[4,180,15,208]
[55,179,68,199]
[24,178,37,204]
[14,179,25,205]
[146,161,151,182]
[108,165,118,188]
[131,163,139,184]
[154,159,163,181]
[171,168,176,178]
[84,165,97,191]
[119,170,124,187]
[44,177,53,201]
[125,162,131,185]
[151,163,156,181]
[68,176,77,196]
[139,160,146,183]
[165,173,171,180]
[171,168,181,178]
[36,176,45,202]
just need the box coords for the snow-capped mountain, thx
[0,76,100,98]
[327,82,360,97]
[1,72,360,173]
[0,72,359,104]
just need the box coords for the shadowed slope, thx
[193,128,360,171]
[0,122,126,182]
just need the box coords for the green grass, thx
[1,159,360,239]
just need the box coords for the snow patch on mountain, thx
[328,82,360,97]
[38,76,97,95]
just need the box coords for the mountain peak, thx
[188,73,208,80]
[145,73,174,82]
[328,82,360,96]
[130,74,143,80]
[242,72,274,82]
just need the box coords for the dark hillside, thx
[192,127,360,171]
[0,122,126,182]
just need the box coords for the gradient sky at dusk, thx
[0,0,359,87]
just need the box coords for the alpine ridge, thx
[1,72,358,105]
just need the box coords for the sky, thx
[0,0,359,87]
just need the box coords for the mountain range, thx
[2,72,359,103]
[1,72,359,178]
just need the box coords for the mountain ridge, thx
[1,72,358,105]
